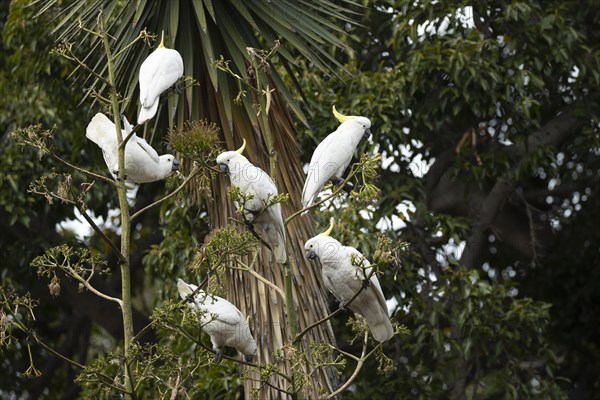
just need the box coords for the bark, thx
[201,91,339,399]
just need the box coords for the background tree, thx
[2,0,600,399]
[292,0,599,398]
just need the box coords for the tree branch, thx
[294,267,376,344]
[76,204,125,263]
[326,332,370,399]
[130,166,200,221]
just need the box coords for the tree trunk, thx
[201,93,338,398]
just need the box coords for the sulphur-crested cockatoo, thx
[304,221,393,342]
[137,32,184,124]
[216,139,287,263]
[86,113,179,185]
[302,106,371,210]
[177,278,257,362]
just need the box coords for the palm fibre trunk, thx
[202,92,339,398]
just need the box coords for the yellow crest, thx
[332,105,357,123]
[319,219,335,236]
[236,138,247,154]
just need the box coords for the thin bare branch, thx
[326,333,370,399]
[131,166,200,221]
[47,152,115,184]
[230,259,286,300]
[76,204,125,263]
[68,266,123,306]
[294,267,376,343]
[119,122,144,149]
[285,165,361,225]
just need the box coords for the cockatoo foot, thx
[213,348,222,363]
[331,177,355,193]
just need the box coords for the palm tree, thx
[43,0,359,397]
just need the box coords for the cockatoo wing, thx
[302,130,353,207]
[244,168,287,263]
[198,294,244,326]
[345,248,388,312]
[177,279,243,326]
[321,246,393,342]
[343,247,393,342]
[139,48,183,108]
[86,113,126,177]
[253,203,287,263]
[137,99,159,125]
[86,113,118,149]
[133,136,161,164]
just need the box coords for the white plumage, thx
[177,278,257,362]
[304,226,393,342]
[137,34,183,124]
[216,141,287,263]
[86,113,179,185]
[302,106,371,210]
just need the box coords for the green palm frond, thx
[33,0,359,129]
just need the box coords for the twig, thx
[294,267,376,344]
[47,152,115,184]
[168,361,182,400]
[246,375,294,396]
[229,257,286,300]
[61,50,111,86]
[113,30,148,59]
[76,204,125,263]
[131,166,200,221]
[285,166,361,225]
[228,216,274,252]
[119,122,144,149]
[32,333,84,369]
[325,333,371,399]
[67,266,123,307]
[35,335,127,393]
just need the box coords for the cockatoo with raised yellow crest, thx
[137,32,184,124]
[85,113,179,186]
[304,220,393,342]
[177,278,257,362]
[216,139,287,263]
[301,106,371,210]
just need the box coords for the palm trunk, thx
[202,93,339,398]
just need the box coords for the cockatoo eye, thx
[309,244,313,248]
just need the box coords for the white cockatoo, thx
[86,113,179,186]
[304,221,394,342]
[137,32,184,124]
[216,139,287,263]
[301,106,372,210]
[177,278,257,362]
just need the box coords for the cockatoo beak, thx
[172,159,180,171]
[305,250,317,260]
[363,128,372,139]
[244,354,254,362]
[219,163,229,174]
